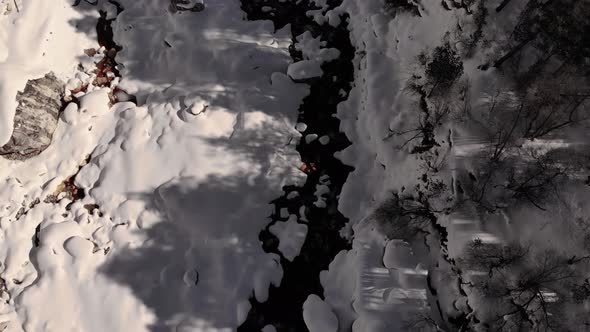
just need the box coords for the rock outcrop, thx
[169,0,205,13]
[0,73,63,160]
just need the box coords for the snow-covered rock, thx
[262,325,277,332]
[269,214,308,261]
[295,122,308,132]
[302,294,338,332]
[287,31,340,80]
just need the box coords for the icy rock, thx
[305,134,318,143]
[262,325,277,332]
[61,103,79,125]
[299,205,308,221]
[114,90,132,103]
[237,300,251,326]
[287,32,341,80]
[295,122,308,132]
[269,215,307,261]
[314,182,330,208]
[287,60,323,80]
[0,73,64,160]
[280,208,289,218]
[319,135,330,145]
[325,10,341,27]
[169,0,205,13]
[303,294,338,332]
[65,78,82,92]
[100,1,119,20]
[182,268,199,287]
[253,253,283,302]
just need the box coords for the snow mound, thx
[303,294,339,332]
[0,0,309,330]
[287,31,340,80]
[269,214,308,261]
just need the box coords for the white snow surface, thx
[1,0,549,331]
[319,0,589,331]
[313,174,330,208]
[302,294,339,332]
[287,31,340,80]
[0,0,309,331]
[0,0,97,145]
[335,0,454,224]
[320,0,490,331]
[269,214,307,261]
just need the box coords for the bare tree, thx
[460,242,590,331]
[520,74,590,140]
[372,191,440,240]
[494,0,590,71]
[384,95,451,154]
[458,147,569,213]
[426,42,464,97]
[459,239,528,277]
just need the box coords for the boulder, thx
[0,73,64,160]
[169,0,205,13]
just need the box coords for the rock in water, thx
[169,0,205,13]
[0,73,64,160]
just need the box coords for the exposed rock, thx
[0,73,64,160]
[169,0,205,13]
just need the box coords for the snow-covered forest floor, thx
[0,0,589,331]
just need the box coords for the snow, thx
[302,294,339,332]
[319,135,330,145]
[313,174,330,208]
[3,0,585,330]
[305,133,318,143]
[262,325,277,332]
[335,0,455,224]
[269,214,308,261]
[323,0,590,330]
[319,0,478,330]
[100,1,118,20]
[287,61,324,81]
[0,0,97,145]
[280,208,290,219]
[295,122,308,132]
[287,31,340,80]
[320,250,358,331]
[0,0,309,330]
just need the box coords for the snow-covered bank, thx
[1,0,589,330]
[0,0,310,330]
[329,0,590,330]
[0,0,97,146]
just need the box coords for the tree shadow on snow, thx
[67,0,299,115]
[63,1,309,331]
[100,174,281,331]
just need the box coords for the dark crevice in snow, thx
[238,1,355,331]
[96,1,123,51]
[91,0,135,104]
[48,0,130,217]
